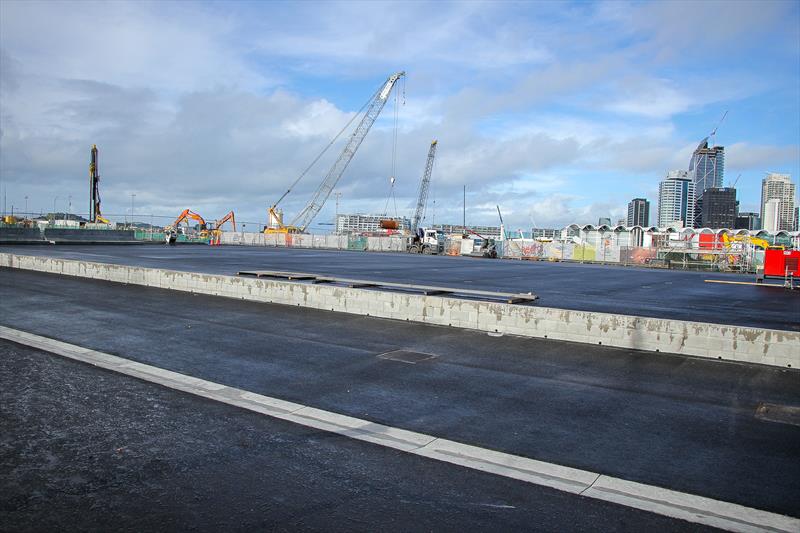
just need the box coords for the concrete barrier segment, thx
[1,252,798,368]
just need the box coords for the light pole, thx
[52,196,59,223]
[68,195,72,218]
[333,191,341,234]
[24,196,28,218]
[130,193,136,228]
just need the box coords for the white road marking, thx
[1,324,797,533]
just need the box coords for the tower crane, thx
[709,110,728,147]
[410,140,437,233]
[266,71,406,234]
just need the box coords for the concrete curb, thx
[1,252,798,368]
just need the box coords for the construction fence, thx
[220,231,406,252]
[502,238,760,272]
[218,231,761,272]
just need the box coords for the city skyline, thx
[1,0,798,231]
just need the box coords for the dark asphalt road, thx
[1,341,718,532]
[2,244,798,331]
[1,268,798,520]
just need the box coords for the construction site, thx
[2,70,800,532]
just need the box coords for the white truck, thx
[406,228,445,255]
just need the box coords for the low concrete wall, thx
[44,228,137,243]
[2,252,797,369]
[0,227,45,243]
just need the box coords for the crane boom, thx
[290,71,405,232]
[411,140,437,233]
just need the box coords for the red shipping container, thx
[698,233,718,249]
[763,249,800,278]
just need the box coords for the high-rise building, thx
[598,217,612,226]
[689,138,724,226]
[795,206,799,232]
[627,198,650,226]
[735,212,760,230]
[700,187,737,228]
[658,170,696,228]
[763,199,781,232]
[760,173,797,231]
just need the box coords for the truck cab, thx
[407,228,444,255]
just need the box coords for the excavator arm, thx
[214,211,236,232]
[171,209,207,230]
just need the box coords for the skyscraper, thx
[658,170,695,228]
[700,187,737,228]
[689,138,724,226]
[627,198,650,226]
[760,173,797,231]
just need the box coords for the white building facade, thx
[658,170,696,228]
[335,214,409,234]
[760,173,797,231]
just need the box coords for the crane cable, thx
[273,84,382,209]
[383,80,404,217]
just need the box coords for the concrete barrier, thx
[44,228,137,243]
[0,227,44,243]
[2,252,797,368]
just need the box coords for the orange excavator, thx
[166,209,207,244]
[209,211,236,246]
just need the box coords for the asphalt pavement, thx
[1,340,721,532]
[1,268,798,522]
[2,243,798,330]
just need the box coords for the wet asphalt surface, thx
[1,268,799,525]
[1,341,722,533]
[2,243,798,331]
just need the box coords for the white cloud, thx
[0,0,797,233]
[725,142,800,171]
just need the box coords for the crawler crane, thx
[265,72,406,234]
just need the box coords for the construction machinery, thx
[464,228,498,258]
[410,140,437,234]
[405,140,443,254]
[265,71,405,235]
[406,228,445,255]
[209,211,236,246]
[165,209,207,244]
[758,249,800,287]
[88,144,110,224]
[721,233,782,251]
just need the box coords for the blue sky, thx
[1,0,798,231]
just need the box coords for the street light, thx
[52,196,59,223]
[334,191,341,234]
[130,193,136,227]
[24,196,28,217]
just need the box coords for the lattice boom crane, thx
[289,71,405,232]
[411,140,437,233]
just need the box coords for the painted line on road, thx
[1,324,797,533]
[704,279,787,288]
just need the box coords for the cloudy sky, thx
[1,0,798,231]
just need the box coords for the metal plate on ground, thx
[377,350,438,364]
[755,403,800,427]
